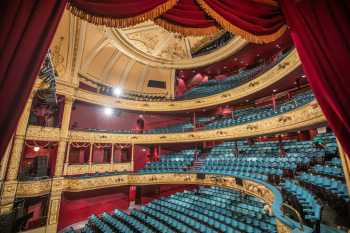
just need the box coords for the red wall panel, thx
[58,186,130,230]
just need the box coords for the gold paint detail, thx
[25,101,325,144]
[70,49,300,112]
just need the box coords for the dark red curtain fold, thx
[66,0,287,42]
[161,0,216,28]
[201,0,285,34]
[280,0,350,156]
[68,0,171,18]
[195,0,287,42]
[0,0,66,160]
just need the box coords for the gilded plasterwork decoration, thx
[109,22,247,69]
[51,36,66,76]
[158,39,188,60]
[276,219,292,233]
[127,30,162,53]
[16,180,52,197]
[26,101,326,144]
[117,21,228,61]
[48,199,60,225]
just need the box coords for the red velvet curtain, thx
[280,0,350,156]
[155,0,219,35]
[0,0,66,160]
[196,0,286,42]
[67,0,177,27]
[67,0,287,43]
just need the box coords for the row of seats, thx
[311,164,344,178]
[177,50,290,100]
[146,90,314,134]
[297,173,349,202]
[206,91,314,130]
[139,149,195,173]
[281,179,321,222]
[80,186,277,233]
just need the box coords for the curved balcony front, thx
[26,100,326,144]
[58,49,300,112]
[17,173,312,233]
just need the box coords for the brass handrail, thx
[281,202,304,231]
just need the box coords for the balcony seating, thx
[146,122,194,134]
[177,51,290,100]
[206,91,314,130]
[139,149,195,173]
[328,157,342,167]
[311,164,344,178]
[281,180,321,223]
[144,90,314,134]
[297,173,349,202]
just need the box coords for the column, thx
[54,96,74,177]
[337,139,350,194]
[46,177,64,233]
[193,112,196,131]
[88,143,93,172]
[63,142,71,176]
[131,144,134,172]
[0,95,33,214]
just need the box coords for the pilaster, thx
[54,96,74,177]
[0,94,33,213]
[46,177,64,233]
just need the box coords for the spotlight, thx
[273,89,277,93]
[104,107,113,116]
[113,87,123,97]
[33,146,40,152]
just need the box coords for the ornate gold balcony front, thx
[26,100,326,144]
[57,49,300,112]
[64,163,132,176]
[16,172,309,233]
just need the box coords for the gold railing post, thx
[336,139,350,195]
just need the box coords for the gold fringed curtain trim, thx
[195,0,287,44]
[67,0,178,28]
[154,18,220,36]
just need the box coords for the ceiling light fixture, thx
[113,87,123,97]
[104,107,113,116]
[33,146,40,152]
